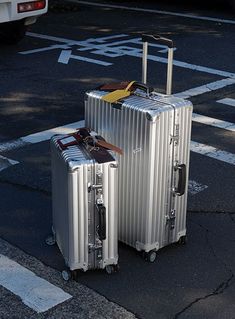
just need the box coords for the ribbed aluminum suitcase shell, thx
[51,135,118,271]
[85,91,192,253]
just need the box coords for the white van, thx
[0,0,48,44]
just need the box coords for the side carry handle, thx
[141,34,174,95]
[175,164,186,196]
[97,204,106,240]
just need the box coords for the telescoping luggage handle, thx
[141,34,174,95]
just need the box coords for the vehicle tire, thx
[0,20,27,44]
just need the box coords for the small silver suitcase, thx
[85,34,193,262]
[50,130,119,277]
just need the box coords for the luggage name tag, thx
[57,135,81,150]
[101,81,136,104]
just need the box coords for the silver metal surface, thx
[142,42,148,84]
[166,48,174,95]
[51,136,118,271]
[85,90,192,253]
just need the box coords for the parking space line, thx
[191,141,235,165]
[22,32,235,80]
[217,98,235,107]
[58,50,112,66]
[74,0,235,25]
[0,155,19,171]
[192,113,235,131]
[175,78,235,99]
[0,254,72,313]
[0,120,84,152]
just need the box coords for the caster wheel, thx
[45,235,56,246]
[61,270,72,281]
[71,270,79,281]
[143,250,157,263]
[178,235,187,245]
[105,265,118,274]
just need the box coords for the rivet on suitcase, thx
[85,34,193,262]
[49,129,119,278]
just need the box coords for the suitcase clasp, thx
[167,209,176,230]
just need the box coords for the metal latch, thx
[167,209,176,230]
[88,243,102,252]
[88,184,103,192]
[170,124,179,144]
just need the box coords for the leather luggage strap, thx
[57,128,123,155]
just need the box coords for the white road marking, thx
[0,120,85,152]
[74,0,235,25]
[0,155,19,171]
[175,78,235,99]
[21,32,235,80]
[192,113,235,131]
[58,50,112,66]
[217,98,235,108]
[190,141,235,165]
[0,254,72,313]
[188,180,208,195]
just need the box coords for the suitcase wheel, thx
[143,250,157,263]
[62,270,72,281]
[62,269,79,281]
[45,234,56,246]
[178,235,187,245]
[105,264,119,275]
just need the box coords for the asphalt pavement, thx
[0,1,235,318]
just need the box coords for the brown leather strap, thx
[57,127,123,155]
[95,139,123,155]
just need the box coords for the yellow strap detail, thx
[101,81,136,103]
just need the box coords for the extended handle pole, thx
[142,41,148,84]
[166,47,174,95]
[141,34,174,95]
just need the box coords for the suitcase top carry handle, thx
[141,34,174,95]
[142,34,174,48]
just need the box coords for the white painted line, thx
[0,254,72,313]
[74,0,235,25]
[23,32,235,79]
[141,54,235,79]
[0,155,19,171]
[58,50,112,66]
[175,78,235,99]
[188,180,208,195]
[191,141,235,165]
[192,113,235,131]
[0,120,85,152]
[22,120,85,144]
[217,98,235,107]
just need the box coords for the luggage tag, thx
[57,133,82,150]
[101,81,136,104]
[57,127,92,150]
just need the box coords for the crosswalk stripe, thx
[217,98,235,107]
[0,255,72,313]
[190,141,235,165]
[192,113,235,131]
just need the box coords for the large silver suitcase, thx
[50,131,119,276]
[85,35,193,262]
